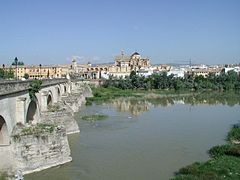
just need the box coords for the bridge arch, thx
[57,86,61,97]
[56,85,61,101]
[47,91,53,106]
[26,100,39,124]
[0,115,9,145]
[64,86,67,94]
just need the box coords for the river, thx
[25,93,240,180]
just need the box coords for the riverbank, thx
[173,124,240,179]
[86,87,240,105]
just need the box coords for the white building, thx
[167,67,185,78]
[137,67,155,77]
[224,67,240,74]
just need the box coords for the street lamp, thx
[39,64,42,79]
[14,57,18,80]
[2,64,5,78]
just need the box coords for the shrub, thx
[0,171,8,180]
[209,145,232,158]
[209,144,240,158]
[228,124,240,142]
[178,162,201,175]
[29,80,42,100]
[81,114,108,121]
[48,104,61,112]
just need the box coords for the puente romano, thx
[0,78,92,175]
[0,79,71,145]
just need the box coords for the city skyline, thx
[0,0,240,65]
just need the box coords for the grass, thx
[173,125,240,180]
[86,87,240,106]
[21,123,56,135]
[209,144,240,158]
[13,123,56,138]
[228,124,240,143]
[47,104,61,112]
[81,114,108,121]
[86,87,144,105]
[174,156,240,180]
[0,172,7,180]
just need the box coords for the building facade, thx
[1,64,70,80]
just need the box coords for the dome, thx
[131,52,140,56]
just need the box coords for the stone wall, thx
[62,83,92,113]
[12,125,72,175]
[41,82,93,134]
[41,109,79,135]
[0,145,15,174]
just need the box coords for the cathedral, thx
[107,51,150,77]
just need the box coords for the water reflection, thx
[110,98,152,116]
[108,92,240,116]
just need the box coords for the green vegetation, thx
[81,114,108,121]
[103,70,240,91]
[174,156,240,180]
[209,144,240,158]
[0,171,7,180]
[12,61,24,66]
[87,86,240,107]
[173,125,240,179]
[86,87,142,105]
[13,123,56,141]
[0,68,14,79]
[228,124,240,143]
[86,70,240,106]
[11,57,24,66]
[28,80,42,100]
[48,104,61,112]
[24,73,29,79]
[22,123,56,135]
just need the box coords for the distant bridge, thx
[0,79,74,145]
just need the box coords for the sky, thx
[0,0,240,65]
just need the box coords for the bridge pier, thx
[55,87,61,102]
[40,91,49,111]
[16,97,27,125]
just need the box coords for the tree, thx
[29,80,42,100]
[47,70,50,78]
[24,73,29,79]
[2,68,14,79]
[0,69,4,78]
[12,57,24,66]
[130,70,136,79]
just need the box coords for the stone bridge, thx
[0,79,75,146]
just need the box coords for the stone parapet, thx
[0,78,68,96]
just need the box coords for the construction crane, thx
[169,58,196,67]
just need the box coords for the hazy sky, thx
[0,0,240,65]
